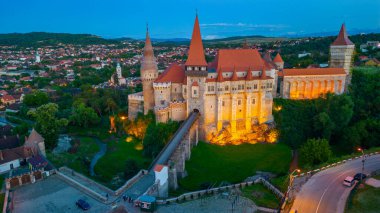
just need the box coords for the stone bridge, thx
[146,110,200,197]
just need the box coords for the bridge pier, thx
[149,111,200,197]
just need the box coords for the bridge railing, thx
[147,111,199,171]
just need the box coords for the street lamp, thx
[357,148,366,183]
[282,169,301,210]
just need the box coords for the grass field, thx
[242,184,280,209]
[346,174,380,213]
[179,142,292,191]
[94,137,151,189]
[47,137,100,175]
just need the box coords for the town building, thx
[110,63,127,86]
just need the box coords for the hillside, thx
[0,32,118,47]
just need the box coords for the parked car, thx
[343,176,355,187]
[353,173,367,181]
[76,199,91,210]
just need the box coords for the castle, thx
[128,15,354,141]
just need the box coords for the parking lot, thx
[11,175,111,213]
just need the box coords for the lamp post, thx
[357,148,366,183]
[281,169,300,210]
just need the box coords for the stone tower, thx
[330,24,355,89]
[185,14,208,137]
[141,26,158,114]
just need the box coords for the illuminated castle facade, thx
[128,15,353,141]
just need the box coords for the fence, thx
[294,151,380,178]
[156,177,283,205]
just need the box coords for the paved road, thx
[291,154,380,213]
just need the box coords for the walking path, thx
[90,137,107,176]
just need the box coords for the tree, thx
[70,102,100,128]
[313,112,335,140]
[28,103,68,149]
[124,159,139,179]
[105,98,118,115]
[299,138,333,167]
[23,90,49,107]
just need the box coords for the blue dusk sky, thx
[0,0,379,39]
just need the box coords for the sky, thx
[0,0,379,39]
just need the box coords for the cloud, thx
[200,23,287,29]
[203,35,221,40]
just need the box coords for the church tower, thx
[330,24,355,89]
[35,50,41,63]
[185,14,207,135]
[141,26,158,114]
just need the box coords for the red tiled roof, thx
[332,24,354,46]
[154,164,164,172]
[216,68,224,82]
[154,63,185,83]
[1,95,15,102]
[214,49,268,72]
[246,67,254,80]
[273,53,284,63]
[261,66,267,79]
[231,67,239,81]
[185,15,207,66]
[192,81,199,86]
[283,68,346,76]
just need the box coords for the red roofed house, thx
[128,16,354,142]
[1,95,16,106]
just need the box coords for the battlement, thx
[128,92,144,101]
[153,82,171,88]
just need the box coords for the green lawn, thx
[242,184,281,209]
[94,137,151,189]
[346,175,380,213]
[179,142,292,191]
[47,136,100,175]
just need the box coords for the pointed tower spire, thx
[245,66,253,81]
[273,53,283,63]
[141,25,157,71]
[185,14,207,67]
[231,65,239,81]
[217,67,224,82]
[260,66,267,79]
[332,23,353,45]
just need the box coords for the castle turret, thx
[185,14,207,138]
[273,53,284,70]
[330,24,355,89]
[141,26,158,114]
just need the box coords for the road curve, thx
[291,154,380,213]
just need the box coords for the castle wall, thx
[171,83,183,101]
[281,75,346,99]
[170,102,187,121]
[128,92,144,120]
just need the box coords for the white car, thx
[343,176,355,187]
